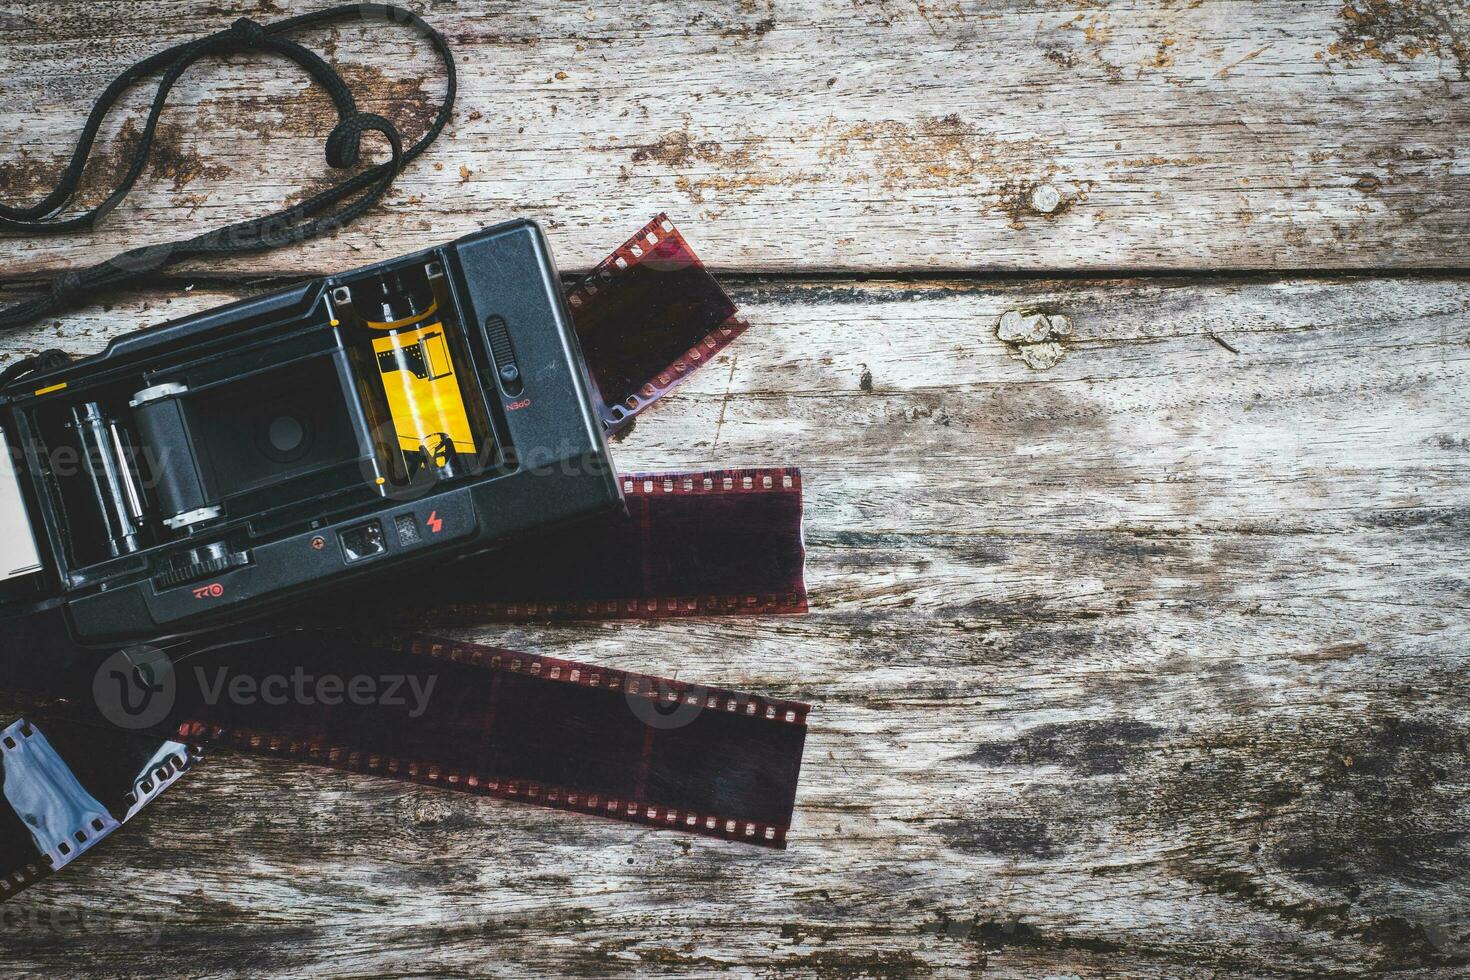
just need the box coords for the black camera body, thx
[0,219,620,645]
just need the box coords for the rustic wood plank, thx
[0,273,1466,976]
[1,0,1468,277]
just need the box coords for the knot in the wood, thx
[1029,184,1063,215]
[412,797,456,827]
[996,309,1074,370]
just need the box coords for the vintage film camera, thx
[0,220,620,645]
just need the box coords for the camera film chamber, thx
[0,220,620,644]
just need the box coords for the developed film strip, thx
[396,466,807,623]
[570,214,749,432]
[0,216,809,898]
[0,460,810,898]
[0,712,198,901]
[159,632,808,848]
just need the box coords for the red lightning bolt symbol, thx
[426,510,443,534]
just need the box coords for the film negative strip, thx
[132,631,809,848]
[0,712,197,899]
[0,215,809,899]
[0,470,807,896]
[0,612,810,893]
[0,471,807,890]
[390,467,807,623]
[569,214,749,433]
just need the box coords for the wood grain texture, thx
[2,0,1468,974]
[1,0,1468,276]
[0,272,1467,976]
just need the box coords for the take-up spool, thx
[128,382,221,532]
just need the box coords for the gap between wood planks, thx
[3,266,1470,297]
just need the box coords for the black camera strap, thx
[0,3,455,334]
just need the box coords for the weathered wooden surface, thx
[1,0,1469,276]
[3,0,1470,975]
[0,273,1467,976]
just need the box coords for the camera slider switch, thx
[340,521,387,563]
